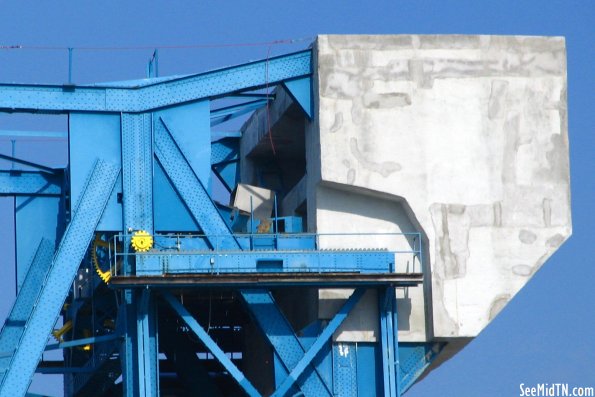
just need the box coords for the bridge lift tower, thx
[0,48,427,396]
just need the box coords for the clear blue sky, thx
[0,1,593,396]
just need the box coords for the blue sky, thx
[0,1,593,396]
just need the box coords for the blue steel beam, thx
[271,288,365,397]
[0,130,67,139]
[162,292,261,397]
[121,113,153,232]
[0,239,53,374]
[211,138,239,165]
[398,342,445,393]
[210,99,269,127]
[136,290,158,397]
[0,159,120,397]
[241,291,332,397]
[154,123,333,396]
[44,333,122,351]
[136,250,394,275]
[160,322,223,397]
[0,171,61,196]
[379,287,399,397]
[120,112,155,396]
[282,77,312,119]
[0,50,311,113]
[154,116,239,249]
[0,154,60,175]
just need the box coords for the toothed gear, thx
[93,234,112,283]
[131,230,153,252]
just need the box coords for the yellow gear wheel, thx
[93,234,112,283]
[131,230,153,252]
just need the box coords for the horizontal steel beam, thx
[44,333,122,351]
[0,153,60,174]
[0,171,61,196]
[0,50,311,113]
[210,99,269,127]
[109,273,423,289]
[129,249,396,275]
[0,130,67,139]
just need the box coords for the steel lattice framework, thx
[0,48,437,397]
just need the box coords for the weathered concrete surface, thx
[309,34,571,339]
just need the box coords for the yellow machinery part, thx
[92,234,112,283]
[131,230,153,252]
[52,320,73,342]
[79,329,92,351]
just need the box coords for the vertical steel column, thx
[136,289,158,397]
[120,113,157,397]
[379,287,399,397]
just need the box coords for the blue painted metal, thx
[0,50,311,113]
[15,196,62,290]
[211,138,239,165]
[129,249,395,275]
[0,171,61,196]
[0,159,120,397]
[0,130,67,139]
[6,191,62,290]
[356,343,381,397]
[398,342,445,393]
[0,154,59,174]
[333,343,357,397]
[153,161,198,232]
[121,113,153,232]
[241,290,332,397]
[379,287,399,397]
[154,116,238,250]
[121,111,154,282]
[155,102,211,185]
[0,46,418,396]
[136,290,158,396]
[271,288,364,397]
[210,99,268,127]
[153,102,211,232]
[213,162,238,193]
[119,291,138,397]
[162,292,261,397]
[159,321,223,397]
[69,337,122,396]
[283,77,312,119]
[44,333,122,351]
[69,113,123,231]
[0,239,53,376]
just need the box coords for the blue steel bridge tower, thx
[0,48,427,397]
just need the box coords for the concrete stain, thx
[512,264,533,277]
[349,137,401,177]
[546,233,565,248]
[493,202,502,227]
[488,80,509,119]
[518,229,537,244]
[363,92,411,109]
[329,112,343,133]
[489,294,511,320]
[542,198,552,227]
[432,204,470,279]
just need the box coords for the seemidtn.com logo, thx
[520,383,594,396]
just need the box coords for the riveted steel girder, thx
[0,160,120,397]
[0,50,311,113]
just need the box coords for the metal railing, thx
[109,232,423,277]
